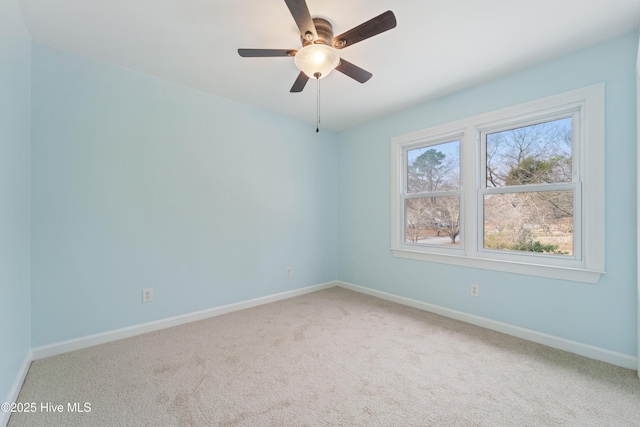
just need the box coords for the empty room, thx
[2,0,640,425]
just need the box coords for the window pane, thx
[486,118,572,188]
[405,197,460,246]
[407,140,460,193]
[483,190,573,255]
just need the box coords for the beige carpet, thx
[9,287,640,426]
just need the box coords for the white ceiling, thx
[19,0,640,131]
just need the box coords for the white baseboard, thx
[32,281,338,360]
[1,350,33,427]
[24,278,639,371]
[337,281,638,371]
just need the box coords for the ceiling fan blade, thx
[238,49,297,57]
[335,59,372,83]
[284,0,317,41]
[290,71,309,92]
[332,11,397,49]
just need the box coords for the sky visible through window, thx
[408,140,459,167]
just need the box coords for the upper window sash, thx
[478,110,581,189]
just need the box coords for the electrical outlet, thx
[286,267,292,277]
[470,284,479,297]
[142,288,153,303]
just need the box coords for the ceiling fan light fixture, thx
[294,43,339,79]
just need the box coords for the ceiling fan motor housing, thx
[303,18,334,46]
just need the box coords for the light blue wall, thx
[31,43,338,346]
[0,0,31,404]
[338,32,638,357]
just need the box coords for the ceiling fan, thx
[238,0,397,93]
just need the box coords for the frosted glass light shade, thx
[294,44,340,79]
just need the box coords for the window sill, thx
[391,248,604,283]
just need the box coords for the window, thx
[480,116,579,265]
[391,84,604,282]
[405,139,461,247]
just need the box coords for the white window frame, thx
[390,84,605,283]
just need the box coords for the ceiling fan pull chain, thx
[315,72,321,132]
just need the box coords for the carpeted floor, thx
[8,287,640,426]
